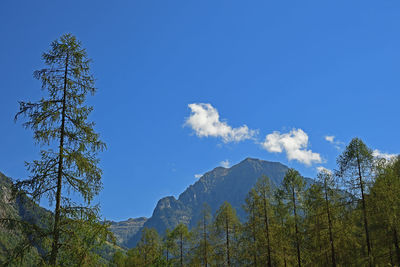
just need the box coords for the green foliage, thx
[336,137,374,266]
[122,228,163,266]
[189,204,213,267]
[1,34,112,266]
[369,156,400,265]
[212,201,241,267]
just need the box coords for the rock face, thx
[109,217,147,247]
[123,158,289,248]
[0,172,52,262]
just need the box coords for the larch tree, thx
[273,188,291,267]
[303,183,330,266]
[370,156,400,265]
[191,203,213,267]
[253,175,274,267]
[213,201,241,267]
[336,138,374,266]
[171,223,190,267]
[317,169,337,267]
[10,34,108,265]
[137,228,162,266]
[242,188,261,266]
[281,168,305,267]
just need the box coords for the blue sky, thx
[1,1,399,221]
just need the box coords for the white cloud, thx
[194,174,203,179]
[261,128,322,166]
[185,103,256,143]
[324,135,344,150]
[220,160,230,168]
[325,136,335,143]
[372,149,397,161]
[316,166,332,175]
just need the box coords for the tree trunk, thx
[292,186,302,267]
[180,232,183,267]
[283,245,287,267]
[203,214,208,267]
[324,179,337,267]
[280,216,287,267]
[49,52,69,266]
[357,155,372,267]
[251,202,257,267]
[226,214,231,267]
[393,227,400,266]
[263,195,272,267]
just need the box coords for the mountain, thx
[0,171,51,263]
[123,158,290,248]
[109,217,147,246]
[0,172,121,264]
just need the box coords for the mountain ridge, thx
[119,157,290,248]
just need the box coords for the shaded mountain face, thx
[123,158,289,248]
[108,217,147,247]
[0,172,52,263]
[0,172,120,263]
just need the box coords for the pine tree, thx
[10,33,108,265]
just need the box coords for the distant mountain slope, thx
[109,217,147,247]
[124,158,289,247]
[0,171,51,263]
[0,172,121,264]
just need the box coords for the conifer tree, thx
[253,175,274,267]
[370,156,400,265]
[336,138,374,266]
[213,201,241,267]
[163,228,176,265]
[317,169,337,267]
[10,33,108,265]
[171,223,190,267]
[281,168,305,267]
[303,184,330,266]
[191,203,213,267]
[137,227,162,266]
[274,188,291,267]
[242,189,261,266]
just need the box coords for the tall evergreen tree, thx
[336,138,374,266]
[10,34,107,265]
